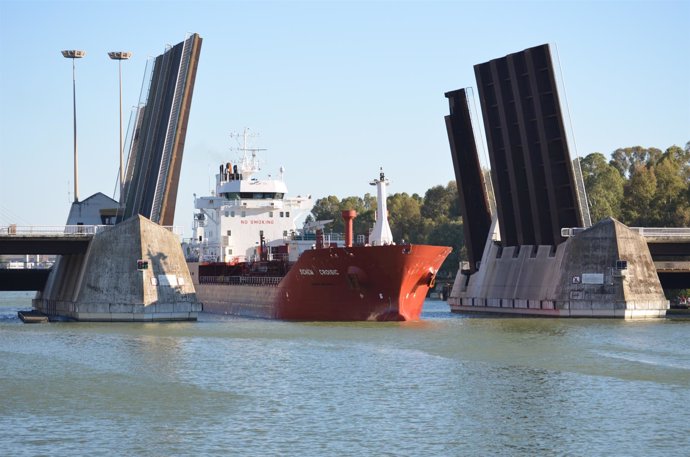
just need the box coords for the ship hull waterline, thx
[191,244,451,321]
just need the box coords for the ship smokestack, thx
[341,210,357,247]
[315,228,324,249]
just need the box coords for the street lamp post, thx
[61,50,86,203]
[108,51,132,204]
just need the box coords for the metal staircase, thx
[150,35,192,223]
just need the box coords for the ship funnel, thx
[341,210,357,247]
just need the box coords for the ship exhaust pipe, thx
[341,210,357,247]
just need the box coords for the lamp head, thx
[61,50,86,58]
[108,51,132,60]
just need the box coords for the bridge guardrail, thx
[628,227,690,237]
[561,226,690,238]
[0,225,104,236]
[1,224,183,237]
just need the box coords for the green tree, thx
[311,195,340,221]
[310,195,343,233]
[621,164,657,226]
[387,192,423,243]
[650,149,690,226]
[610,146,662,178]
[421,182,460,222]
[362,192,377,211]
[426,221,464,278]
[579,153,625,222]
[340,196,376,241]
[310,195,376,242]
[445,181,462,219]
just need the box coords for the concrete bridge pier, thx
[33,215,201,321]
[449,218,669,319]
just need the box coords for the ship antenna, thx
[229,128,266,177]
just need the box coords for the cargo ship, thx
[184,130,451,321]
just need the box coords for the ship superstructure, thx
[188,129,314,263]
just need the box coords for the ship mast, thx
[230,128,265,179]
[369,168,394,245]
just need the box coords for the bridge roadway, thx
[0,225,99,255]
[0,225,101,291]
[643,229,690,288]
[0,225,183,291]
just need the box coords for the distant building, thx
[66,192,120,226]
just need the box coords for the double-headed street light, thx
[61,50,86,203]
[108,51,132,204]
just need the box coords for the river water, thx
[1,291,689,457]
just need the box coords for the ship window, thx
[231,211,235,217]
[286,211,290,217]
[283,230,288,237]
[239,192,279,199]
[280,211,284,217]
[227,230,231,236]
[241,211,246,217]
[224,210,229,217]
[269,212,273,217]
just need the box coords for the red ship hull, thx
[190,244,451,321]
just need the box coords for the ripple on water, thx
[1,296,689,456]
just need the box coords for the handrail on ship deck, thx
[200,275,282,286]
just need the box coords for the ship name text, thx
[299,268,340,276]
[240,220,276,225]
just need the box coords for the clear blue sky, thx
[1,0,688,235]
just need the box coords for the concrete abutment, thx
[33,215,201,321]
[449,218,668,319]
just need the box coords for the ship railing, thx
[292,233,345,242]
[199,275,282,286]
[220,200,276,209]
[219,200,285,210]
[217,199,310,211]
[268,253,289,262]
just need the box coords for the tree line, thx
[308,142,689,292]
[580,142,690,227]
